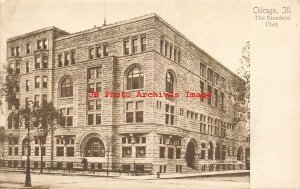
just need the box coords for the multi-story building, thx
[4,14,249,174]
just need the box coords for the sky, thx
[0,0,250,73]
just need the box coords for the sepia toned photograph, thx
[0,0,299,188]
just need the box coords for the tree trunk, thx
[40,141,44,173]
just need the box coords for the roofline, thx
[6,26,70,43]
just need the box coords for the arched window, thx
[85,137,105,157]
[208,142,214,160]
[166,72,174,93]
[126,67,144,90]
[61,78,73,97]
[22,138,30,156]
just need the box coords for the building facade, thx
[4,14,250,174]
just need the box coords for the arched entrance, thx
[84,137,105,157]
[186,142,196,169]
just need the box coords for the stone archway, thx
[186,142,196,169]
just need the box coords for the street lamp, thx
[24,100,36,187]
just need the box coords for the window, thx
[200,81,205,102]
[166,72,174,93]
[179,108,184,116]
[16,61,20,74]
[159,147,165,158]
[168,148,174,159]
[89,48,94,59]
[16,46,20,56]
[125,101,143,123]
[56,147,64,156]
[34,95,40,106]
[164,41,168,56]
[122,147,132,157]
[26,80,29,91]
[26,60,30,73]
[132,38,138,54]
[88,67,102,79]
[176,148,181,159]
[58,54,63,67]
[160,39,164,54]
[35,76,40,88]
[85,137,105,157]
[165,104,175,125]
[71,51,76,64]
[35,147,39,156]
[37,40,42,50]
[43,76,48,88]
[87,113,101,125]
[26,43,31,54]
[96,47,101,58]
[177,51,181,63]
[126,67,144,90]
[42,38,48,49]
[103,45,108,56]
[136,147,146,158]
[22,139,31,156]
[43,55,48,68]
[60,108,73,127]
[169,44,173,59]
[141,36,146,52]
[214,73,219,85]
[66,147,74,157]
[200,63,206,78]
[16,81,20,92]
[200,143,206,159]
[61,78,73,97]
[207,68,213,82]
[221,92,225,111]
[11,47,15,57]
[64,52,70,66]
[214,89,218,107]
[35,55,41,69]
[207,85,212,105]
[42,94,47,102]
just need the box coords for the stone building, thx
[4,14,250,174]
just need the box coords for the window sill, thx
[59,97,73,100]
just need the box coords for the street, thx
[0,171,249,189]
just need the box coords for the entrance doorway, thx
[186,142,196,169]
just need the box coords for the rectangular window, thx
[35,147,39,156]
[26,43,31,54]
[42,39,48,49]
[26,60,30,73]
[168,148,174,159]
[124,40,129,55]
[136,147,146,158]
[208,85,212,105]
[200,63,206,78]
[14,147,18,155]
[174,48,177,62]
[43,55,48,68]
[178,51,181,63]
[88,100,95,110]
[200,81,204,102]
[221,92,225,111]
[96,47,101,58]
[96,82,102,92]
[64,52,70,66]
[96,67,102,78]
[88,114,94,125]
[126,101,144,123]
[42,94,47,102]
[26,80,29,91]
[88,83,95,93]
[135,101,144,123]
[207,68,213,82]
[41,147,46,156]
[35,76,40,88]
[142,137,146,143]
[71,51,76,64]
[169,44,173,59]
[43,76,48,88]
[132,38,138,54]
[66,147,74,157]
[16,61,20,74]
[16,46,20,56]
[37,40,42,50]
[159,147,165,158]
[9,147,12,155]
[160,39,164,54]
[67,108,73,126]
[96,99,101,110]
[126,102,134,123]
[165,104,175,125]
[56,147,64,156]
[141,36,146,52]
[214,73,219,85]
[11,47,15,57]
[176,148,181,159]
[214,89,218,107]
[58,54,63,67]
[35,55,41,69]
[164,42,168,56]
[96,114,101,124]
[89,48,94,59]
[122,147,132,157]
[122,137,126,144]
[34,95,40,106]
[103,45,108,56]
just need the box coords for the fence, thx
[0,159,153,175]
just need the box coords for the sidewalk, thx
[118,170,249,180]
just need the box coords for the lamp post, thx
[24,100,36,188]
